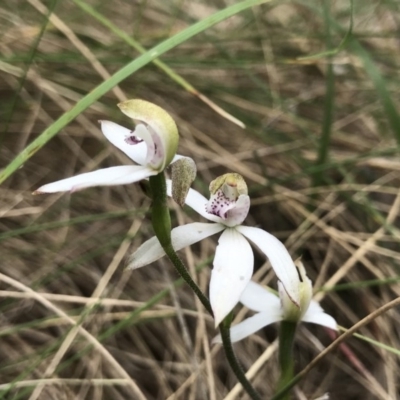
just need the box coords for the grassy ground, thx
[1,0,400,399]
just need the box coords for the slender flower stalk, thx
[148,172,212,314]
[277,320,297,400]
[219,315,261,400]
[128,173,301,326]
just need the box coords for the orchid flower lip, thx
[205,188,236,219]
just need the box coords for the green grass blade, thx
[71,0,247,127]
[341,328,400,357]
[348,38,400,144]
[71,0,201,94]
[0,0,270,186]
[299,0,400,145]
[296,0,353,61]
[312,0,335,187]
[0,209,143,241]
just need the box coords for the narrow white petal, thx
[236,226,300,307]
[128,222,224,269]
[212,310,282,344]
[128,236,165,270]
[166,180,222,223]
[302,300,337,330]
[240,281,281,312]
[99,120,148,165]
[34,166,155,193]
[307,299,324,314]
[210,228,254,326]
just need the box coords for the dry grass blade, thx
[0,273,146,399]
[1,0,400,398]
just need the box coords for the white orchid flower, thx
[129,173,301,327]
[33,99,180,194]
[214,261,337,343]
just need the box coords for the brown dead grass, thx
[1,1,400,399]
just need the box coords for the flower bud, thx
[171,157,197,207]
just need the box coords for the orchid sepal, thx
[213,266,337,344]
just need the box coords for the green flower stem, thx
[219,316,262,400]
[164,242,213,315]
[148,172,260,399]
[149,173,212,314]
[148,173,172,246]
[276,320,298,400]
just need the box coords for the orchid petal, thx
[34,166,155,194]
[118,100,179,170]
[240,281,281,312]
[224,194,250,227]
[213,310,282,344]
[210,228,254,326]
[236,226,300,307]
[99,120,148,166]
[302,300,337,330]
[128,222,224,269]
[166,180,222,223]
[306,299,324,314]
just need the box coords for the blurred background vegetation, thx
[1,0,400,399]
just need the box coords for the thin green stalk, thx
[148,173,211,314]
[276,321,297,400]
[219,316,262,400]
[0,0,270,186]
[163,242,213,315]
